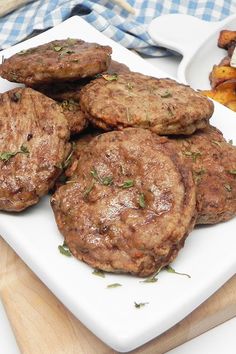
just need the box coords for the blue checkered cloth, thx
[0,0,236,56]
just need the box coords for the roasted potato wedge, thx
[201,79,236,111]
[225,100,236,111]
[218,30,236,49]
[210,65,236,89]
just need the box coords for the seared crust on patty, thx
[172,125,236,224]
[51,128,196,277]
[0,87,70,211]
[59,99,88,135]
[79,73,214,135]
[33,60,130,102]
[0,39,112,86]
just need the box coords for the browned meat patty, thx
[106,60,130,75]
[33,60,130,102]
[0,87,70,212]
[172,125,236,224]
[51,128,196,277]
[65,131,101,178]
[79,72,214,135]
[0,39,112,86]
[59,99,88,135]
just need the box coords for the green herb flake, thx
[102,74,118,81]
[11,92,21,102]
[92,269,105,278]
[107,283,122,289]
[61,99,77,111]
[120,180,134,189]
[53,46,63,52]
[192,168,206,184]
[58,143,75,170]
[127,82,133,90]
[66,38,77,45]
[101,176,113,186]
[0,144,29,162]
[59,49,75,56]
[139,193,146,208]
[18,49,31,55]
[140,267,161,284]
[183,150,202,162]
[160,90,172,98]
[224,184,232,192]
[228,139,233,145]
[90,167,113,186]
[211,140,222,147]
[134,302,149,309]
[83,182,95,199]
[227,169,236,175]
[164,265,191,278]
[126,107,131,122]
[58,242,72,257]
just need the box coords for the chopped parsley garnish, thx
[53,46,63,52]
[127,82,133,90]
[183,150,202,162]
[211,140,222,147]
[160,90,172,98]
[140,267,161,284]
[192,168,205,184]
[224,184,232,192]
[83,182,95,199]
[57,143,75,170]
[92,269,105,278]
[60,99,77,111]
[164,265,191,278]
[59,49,75,56]
[102,74,118,81]
[18,49,32,55]
[227,169,236,175]
[134,302,149,309]
[0,144,29,162]
[90,167,113,186]
[107,283,122,289]
[139,193,146,208]
[120,180,134,189]
[58,242,72,257]
[66,38,77,45]
[11,92,21,102]
[126,107,131,122]
[228,139,233,145]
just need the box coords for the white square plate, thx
[148,13,236,89]
[0,16,236,352]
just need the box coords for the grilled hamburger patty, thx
[79,73,214,135]
[173,125,236,224]
[0,87,70,211]
[33,60,130,102]
[51,128,196,277]
[0,39,112,86]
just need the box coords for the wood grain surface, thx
[0,237,235,354]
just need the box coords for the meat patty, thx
[0,87,70,211]
[33,60,130,102]
[0,39,112,86]
[59,99,88,135]
[79,72,214,135]
[172,125,236,224]
[51,128,196,277]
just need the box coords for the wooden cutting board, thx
[0,236,235,354]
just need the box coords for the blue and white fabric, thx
[0,0,235,56]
